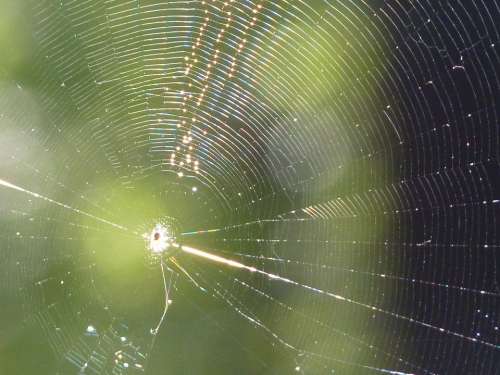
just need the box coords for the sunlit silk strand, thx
[0,177,129,232]
[178,244,500,351]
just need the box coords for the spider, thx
[146,223,204,335]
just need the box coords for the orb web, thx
[0,0,499,374]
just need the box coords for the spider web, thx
[0,0,499,374]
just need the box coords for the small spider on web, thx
[143,222,205,336]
